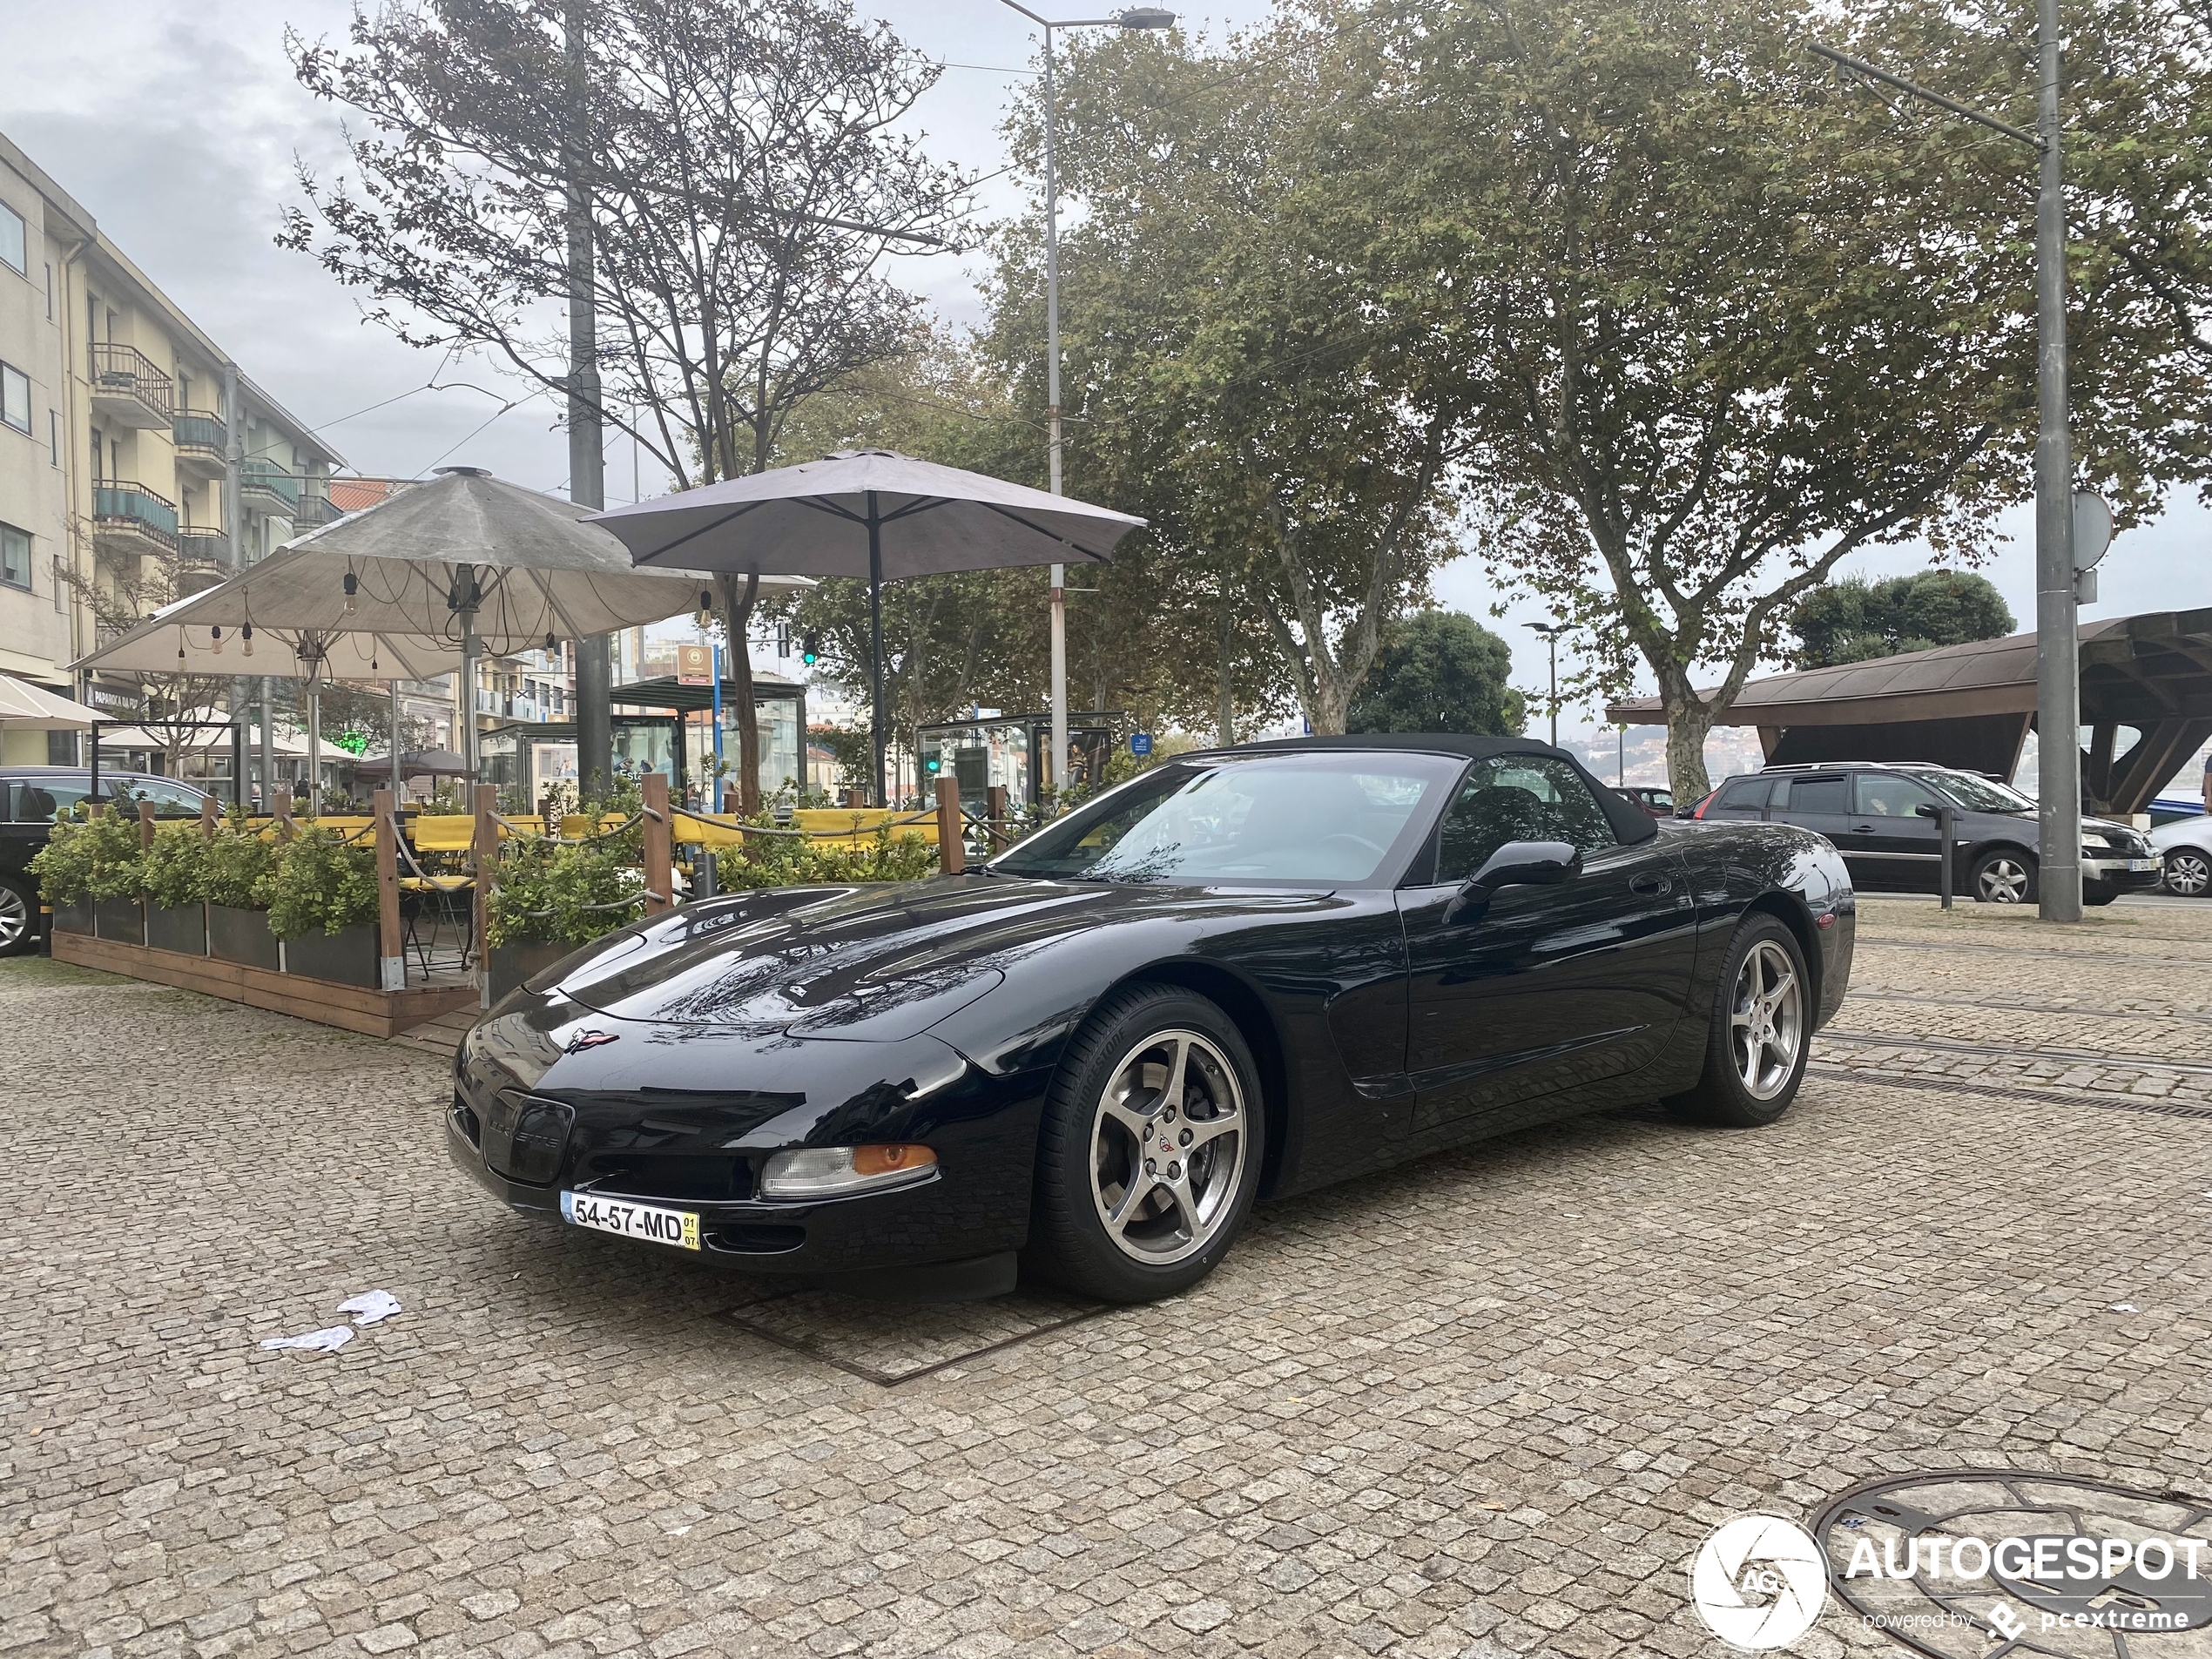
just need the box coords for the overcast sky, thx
[2,0,2202,741]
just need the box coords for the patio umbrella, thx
[76,600,470,809]
[587,449,1146,804]
[0,674,106,729]
[121,467,807,779]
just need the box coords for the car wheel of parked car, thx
[1666,914,1809,1128]
[1026,983,1266,1304]
[1971,848,2037,904]
[0,879,37,956]
[2165,848,2212,898]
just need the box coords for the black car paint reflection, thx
[448,738,1854,1291]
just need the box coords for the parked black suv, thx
[0,768,217,954]
[1688,761,2160,906]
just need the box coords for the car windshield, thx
[993,752,1457,885]
[1927,771,2036,813]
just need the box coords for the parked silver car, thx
[2151,812,2212,896]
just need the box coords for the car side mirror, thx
[1914,803,1941,819]
[1446,840,1581,923]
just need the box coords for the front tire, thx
[1025,984,1265,1304]
[2166,848,2212,897]
[1971,847,2037,905]
[1666,914,1810,1128]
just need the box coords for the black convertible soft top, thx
[1206,732,1660,847]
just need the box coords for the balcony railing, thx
[239,457,300,513]
[292,493,341,529]
[178,528,229,563]
[90,343,175,425]
[173,409,226,453]
[93,482,180,550]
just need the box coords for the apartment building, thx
[0,132,342,763]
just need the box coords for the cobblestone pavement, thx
[5,901,2212,1659]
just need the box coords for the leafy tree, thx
[1348,610,1526,737]
[1788,570,2015,668]
[1321,0,2212,797]
[993,25,1465,735]
[282,0,968,809]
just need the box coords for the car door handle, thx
[1850,823,1875,833]
[1629,871,1672,896]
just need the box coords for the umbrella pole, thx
[390,681,403,804]
[459,599,479,786]
[307,685,321,817]
[868,498,885,808]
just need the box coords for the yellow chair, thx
[409,814,478,853]
[790,807,937,849]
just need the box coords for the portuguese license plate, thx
[2129,858,2159,872]
[560,1190,700,1251]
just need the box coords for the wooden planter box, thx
[51,898,92,936]
[489,939,574,1005]
[280,923,379,990]
[50,931,475,1039]
[209,906,280,971]
[93,898,144,946]
[145,901,207,957]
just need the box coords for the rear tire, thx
[1971,848,2037,905]
[0,879,38,956]
[1024,984,1265,1304]
[1666,914,1810,1128]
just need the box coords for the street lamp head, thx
[1525,621,1563,637]
[1116,7,1177,26]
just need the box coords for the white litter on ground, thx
[2110,1302,2140,1312]
[339,1290,402,1325]
[259,1325,354,1354]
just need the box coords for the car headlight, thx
[2082,833,2112,850]
[760,1143,938,1200]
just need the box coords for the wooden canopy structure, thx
[1606,609,2212,814]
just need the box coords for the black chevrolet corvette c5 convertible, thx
[450,735,1854,1304]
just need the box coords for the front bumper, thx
[448,1007,1049,1278]
[2083,855,2162,894]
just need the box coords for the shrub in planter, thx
[204,821,280,969]
[31,811,145,942]
[266,827,380,988]
[487,838,644,950]
[712,819,937,891]
[141,825,210,954]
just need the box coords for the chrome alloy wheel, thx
[1730,939,1803,1102]
[0,887,28,952]
[1089,1028,1247,1265]
[2167,848,2212,898]
[1977,855,2032,903]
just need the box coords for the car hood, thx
[536,875,1310,1038]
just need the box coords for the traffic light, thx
[800,632,820,666]
[923,753,942,774]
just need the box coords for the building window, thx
[0,362,29,434]
[44,262,54,319]
[48,408,60,465]
[0,524,30,591]
[0,202,24,276]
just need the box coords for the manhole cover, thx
[1811,1471,2212,1656]
[718,1287,1111,1386]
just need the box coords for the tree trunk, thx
[1662,695,1715,804]
[715,572,762,814]
[1216,574,1233,748]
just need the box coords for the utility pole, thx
[566,0,612,798]
[998,3,1176,807]
[1810,34,2079,920]
[1526,621,1562,748]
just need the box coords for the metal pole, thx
[868,501,886,807]
[307,684,321,816]
[1043,24,1069,808]
[258,676,272,812]
[711,641,724,772]
[389,680,403,803]
[566,0,613,798]
[2032,0,2080,922]
[1548,635,1559,748]
[459,593,480,784]
[1939,802,1956,909]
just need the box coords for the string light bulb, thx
[544,631,556,653]
[695,589,713,631]
[343,571,359,614]
[210,625,224,656]
[241,622,254,659]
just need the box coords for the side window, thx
[1435,755,1619,883]
[1716,778,1778,812]
[1854,773,1938,819]
[1786,777,1849,814]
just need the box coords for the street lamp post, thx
[1809,32,2079,921]
[997,3,1175,810]
[1526,622,1562,748]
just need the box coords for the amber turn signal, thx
[852,1143,936,1177]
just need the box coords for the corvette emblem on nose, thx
[564,1029,620,1054]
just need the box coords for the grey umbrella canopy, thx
[588,449,1146,802]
